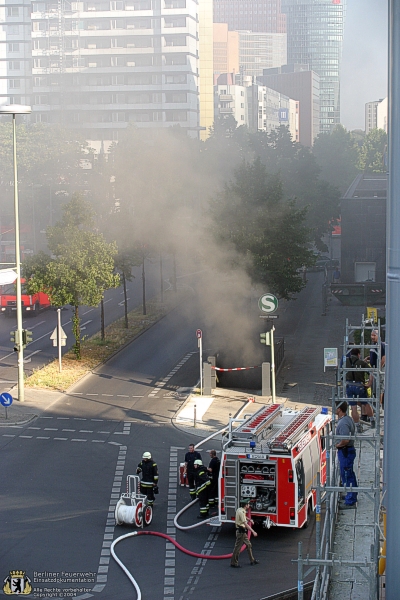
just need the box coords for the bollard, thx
[194,404,196,428]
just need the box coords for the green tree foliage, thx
[22,195,119,359]
[312,125,361,193]
[210,159,315,299]
[249,126,340,249]
[0,122,89,184]
[358,129,388,173]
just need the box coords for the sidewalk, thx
[0,387,64,426]
[328,425,380,599]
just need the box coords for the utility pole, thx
[384,2,400,596]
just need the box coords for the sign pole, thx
[196,329,203,395]
[57,308,62,372]
[270,325,276,402]
[199,336,203,395]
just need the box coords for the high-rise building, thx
[0,1,31,106]
[238,30,286,79]
[260,64,320,146]
[365,98,387,134]
[213,0,286,34]
[213,23,239,79]
[282,0,346,134]
[0,0,213,145]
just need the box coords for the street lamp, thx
[0,104,31,402]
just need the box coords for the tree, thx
[248,126,340,247]
[22,195,119,359]
[210,159,315,299]
[312,125,361,193]
[358,129,388,173]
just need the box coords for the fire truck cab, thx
[218,404,331,529]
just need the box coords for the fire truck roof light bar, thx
[267,406,319,451]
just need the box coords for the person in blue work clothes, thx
[336,401,357,508]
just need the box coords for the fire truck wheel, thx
[144,505,153,526]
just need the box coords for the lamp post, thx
[0,104,31,402]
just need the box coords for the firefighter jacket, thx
[137,460,158,489]
[194,466,211,495]
[185,450,202,473]
[208,456,220,482]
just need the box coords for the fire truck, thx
[218,404,331,529]
[0,280,51,317]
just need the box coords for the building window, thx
[165,0,186,8]
[9,79,21,89]
[165,35,186,46]
[8,43,20,52]
[8,25,20,35]
[9,61,21,71]
[7,7,20,16]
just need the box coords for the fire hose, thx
[111,503,252,599]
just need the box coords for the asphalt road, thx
[0,289,320,600]
[0,257,171,384]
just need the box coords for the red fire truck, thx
[0,280,51,317]
[218,404,331,529]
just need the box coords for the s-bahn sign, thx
[258,294,278,314]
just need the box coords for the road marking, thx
[164,446,179,599]
[82,308,94,315]
[148,352,195,398]
[44,428,58,431]
[71,439,87,442]
[94,444,128,594]
[29,320,46,329]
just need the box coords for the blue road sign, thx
[0,392,13,407]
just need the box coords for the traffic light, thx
[10,331,19,352]
[260,332,271,346]
[22,329,33,347]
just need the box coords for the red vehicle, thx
[0,280,51,317]
[218,404,331,529]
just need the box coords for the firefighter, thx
[207,449,220,508]
[184,443,202,500]
[193,459,211,518]
[137,451,159,506]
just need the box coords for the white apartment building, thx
[30,0,200,144]
[365,98,388,135]
[214,81,247,125]
[376,97,388,133]
[214,77,298,141]
[4,0,212,146]
[0,1,32,105]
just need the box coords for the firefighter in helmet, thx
[137,451,159,506]
[193,459,211,519]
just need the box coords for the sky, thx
[341,0,388,131]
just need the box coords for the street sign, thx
[259,315,279,319]
[50,326,67,347]
[258,293,279,314]
[0,392,13,407]
[196,329,202,339]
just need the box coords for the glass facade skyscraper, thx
[282,0,346,134]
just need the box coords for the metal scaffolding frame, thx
[293,317,384,600]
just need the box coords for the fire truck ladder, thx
[233,403,282,441]
[267,406,319,452]
[223,457,239,520]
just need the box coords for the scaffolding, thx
[294,317,384,600]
